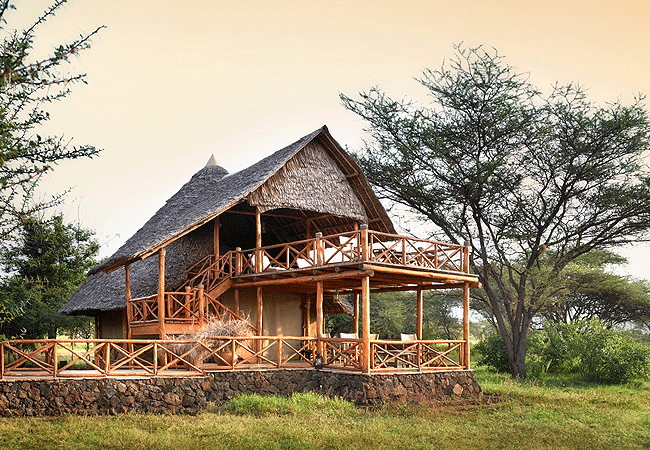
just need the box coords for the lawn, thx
[0,368,648,450]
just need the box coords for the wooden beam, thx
[157,247,166,339]
[255,207,262,273]
[256,287,263,335]
[233,269,374,289]
[361,276,371,373]
[125,264,133,339]
[214,216,220,257]
[316,281,324,359]
[365,264,480,285]
[370,283,464,293]
[353,292,359,335]
[463,281,470,369]
[416,289,423,340]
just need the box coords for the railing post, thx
[153,342,158,376]
[235,247,242,275]
[0,341,4,380]
[105,342,111,375]
[315,232,323,266]
[463,240,470,273]
[52,342,58,378]
[360,224,369,261]
[184,286,192,319]
[277,338,282,368]
[198,285,205,326]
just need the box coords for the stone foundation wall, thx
[0,369,481,416]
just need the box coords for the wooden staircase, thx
[128,252,256,337]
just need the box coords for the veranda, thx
[1,227,479,380]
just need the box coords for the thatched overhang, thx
[62,126,394,315]
[91,125,393,276]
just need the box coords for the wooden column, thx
[303,295,311,336]
[353,292,359,335]
[360,224,369,261]
[463,281,470,369]
[416,288,423,340]
[125,264,133,339]
[158,247,166,339]
[214,216,220,257]
[234,288,240,315]
[361,276,371,373]
[316,281,324,359]
[255,207,262,273]
[198,285,205,326]
[256,287,263,361]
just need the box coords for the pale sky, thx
[5,0,650,279]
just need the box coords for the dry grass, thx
[164,317,254,365]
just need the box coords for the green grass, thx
[0,369,649,449]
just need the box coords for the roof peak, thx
[205,154,219,167]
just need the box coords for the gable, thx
[247,140,369,222]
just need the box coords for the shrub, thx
[474,332,510,373]
[538,322,582,374]
[577,321,649,384]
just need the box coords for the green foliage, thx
[0,1,102,241]
[325,290,462,339]
[578,321,650,384]
[0,214,98,339]
[473,332,510,373]
[341,43,650,378]
[543,250,650,327]
[476,321,650,383]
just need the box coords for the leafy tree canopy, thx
[0,0,102,242]
[0,214,98,339]
[541,250,650,328]
[341,44,650,378]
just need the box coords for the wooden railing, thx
[0,337,467,379]
[129,286,255,333]
[370,340,465,371]
[236,229,469,275]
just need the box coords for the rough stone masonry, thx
[0,369,481,416]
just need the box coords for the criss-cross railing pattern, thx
[130,294,158,323]
[371,340,464,371]
[0,337,466,379]
[236,230,468,275]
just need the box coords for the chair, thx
[339,333,359,366]
[399,334,418,367]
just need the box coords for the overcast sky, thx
[5,0,650,279]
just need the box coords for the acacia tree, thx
[341,45,650,378]
[540,250,650,328]
[0,0,102,242]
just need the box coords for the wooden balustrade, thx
[0,337,467,379]
[233,230,466,275]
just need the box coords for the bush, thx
[474,321,649,383]
[577,321,649,384]
[474,332,510,373]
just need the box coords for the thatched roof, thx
[61,126,394,316]
[92,125,393,275]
